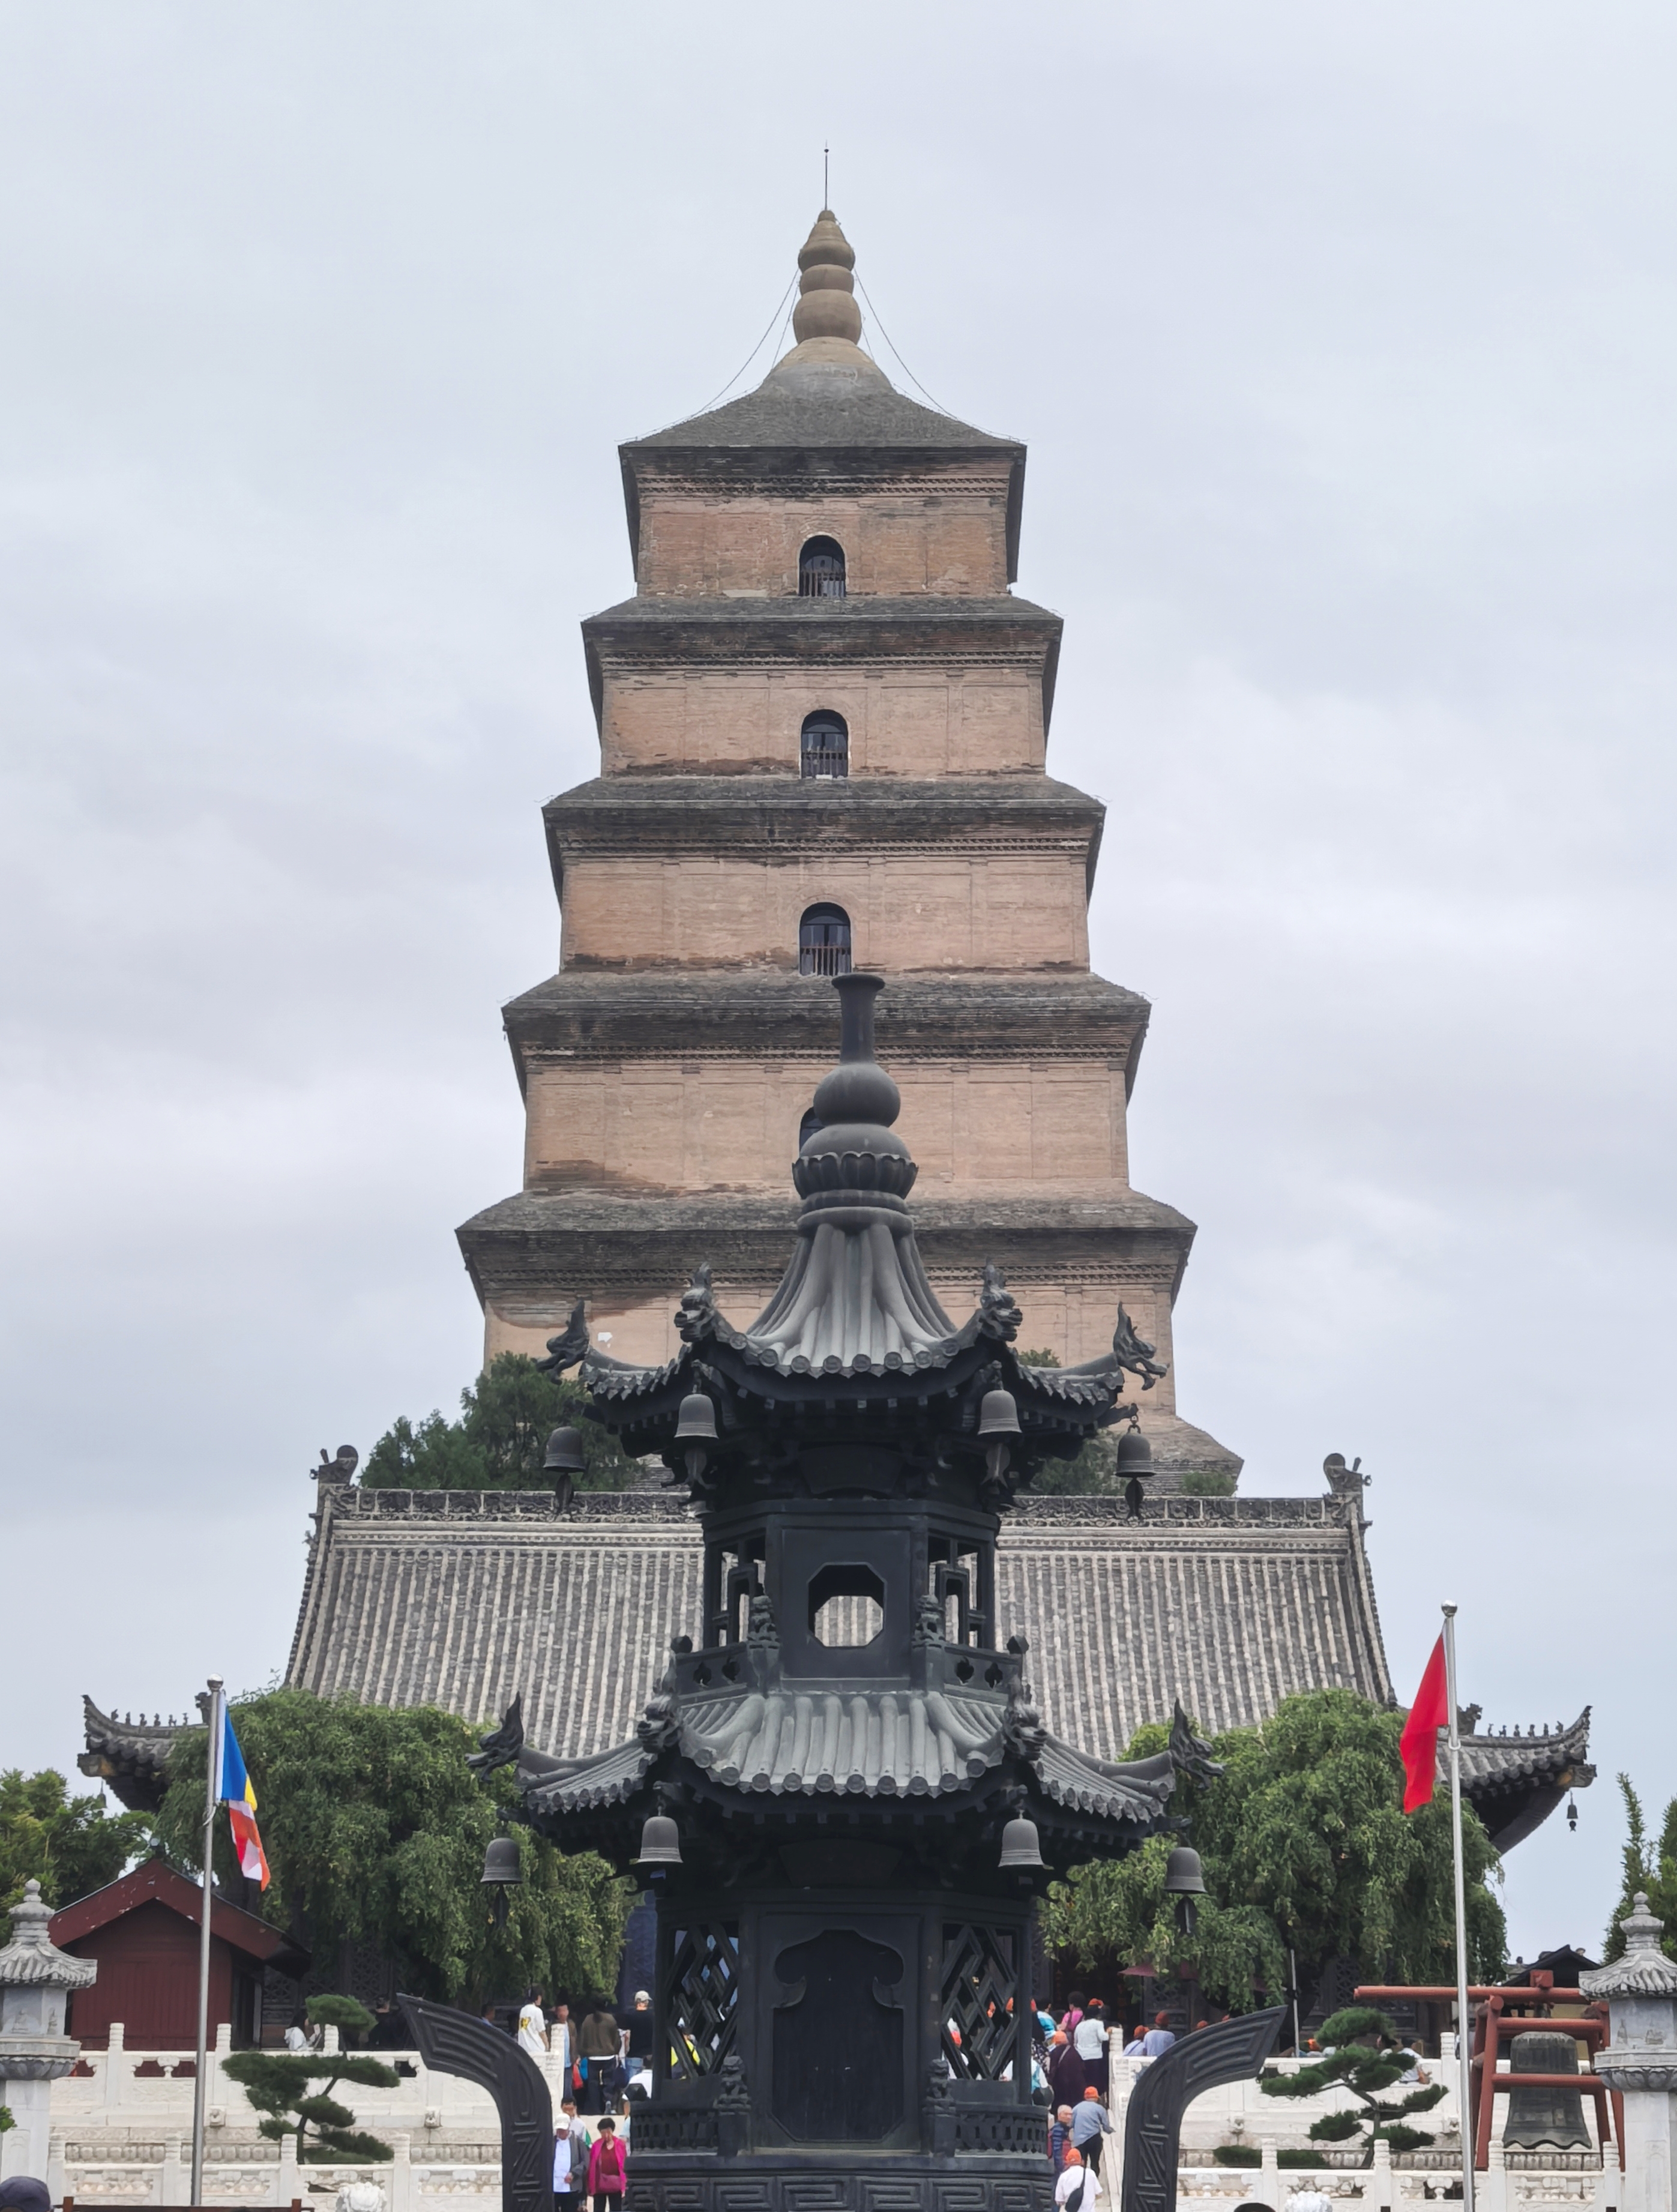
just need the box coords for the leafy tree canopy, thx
[0,1769,152,1911]
[154,1689,631,2005]
[361,1354,644,1492]
[1604,1773,1677,1962]
[1262,2004,1446,2163]
[224,1994,398,2164]
[1044,1689,1505,2010]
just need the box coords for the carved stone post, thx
[1583,1894,1677,2212]
[0,1880,98,2184]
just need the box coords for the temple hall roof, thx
[266,1485,1585,1847]
[78,1698,196,1815]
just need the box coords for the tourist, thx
[553,2097,588,2203]
[1073,1997,1109,2094]
[0,2181,53,2212]
[624,1988,654,2085]
[1048,2104,1074,2169]
[1121,2025,1146,2057]
[577,1996,622,2114]
[283,2009,317,2054]
[1061,1989,1087,2037]
[1070,2085,1114,2178]
[1048,2029,1088,2106]
[587,2114,627,2212]
[518,1987,550,2060]
[1055,2146,1100,2208]
[1140,2011,1176,2057]
[551,2000,573,2078]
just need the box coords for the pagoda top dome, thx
[760,208,893,396]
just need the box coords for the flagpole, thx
[190,1675,223,2209]
[1441,1607,1474,2212]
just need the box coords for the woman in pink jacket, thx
[586,2117,627,2212]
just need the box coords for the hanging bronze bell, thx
[1502,2031,1593,2152]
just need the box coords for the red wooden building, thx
[49,1859,308,2049]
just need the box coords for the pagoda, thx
[481,968,1212,2208]
[456,206,1239,1481]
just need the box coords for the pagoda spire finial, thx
[793,207,863,346]
[760,208,890,391]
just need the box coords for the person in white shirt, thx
[1072,1999,1109,2094]
[517,1987,549,2060]
[551,2002,573,2076]
[283,2011,315,2053]
[552,2096,588,2200]
[1055,2148,1101,2207]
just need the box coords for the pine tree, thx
[223,1995,397,2163]
[1603,1774,1677,1962]
[1262,2005,1446,2163]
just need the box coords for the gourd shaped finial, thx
[792,209,863,347]
[795,974,917,1204]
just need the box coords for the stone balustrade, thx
[40,2030,1627,2212]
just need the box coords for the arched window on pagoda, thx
[798,903,852,977]
[800,710,849,780]
[798,536,846,598]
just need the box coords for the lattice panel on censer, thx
[664,1922,740,2080]
[939,1923,1018,2081]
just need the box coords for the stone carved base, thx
[623,2152,1055,2212]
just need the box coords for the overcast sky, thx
[3,3,1673,1962]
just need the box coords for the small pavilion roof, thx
[49,1858,309,1975]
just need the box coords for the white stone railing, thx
[46,2022,576,2210]
[44,2028,1622,2211]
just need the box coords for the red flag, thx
[1400,1634,1450,1812]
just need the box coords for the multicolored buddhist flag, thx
[219,1708,270,1890]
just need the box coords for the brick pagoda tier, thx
[456,206,1239,1483]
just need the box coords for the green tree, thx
[0,2106,13,2136]
[0,1770,152,1910]
[1013,1355,1118,1495]
[154,1689,631,2003]
[223,1994,397,2163]
[1262,2004,1445,2162]
[1013,1354,1235,1498]
[1044,1690,1505,2011]
[1603,1774,1677,1962]
[363,1355,644,1492]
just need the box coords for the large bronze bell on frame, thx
[1502,2031,1593,2152]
